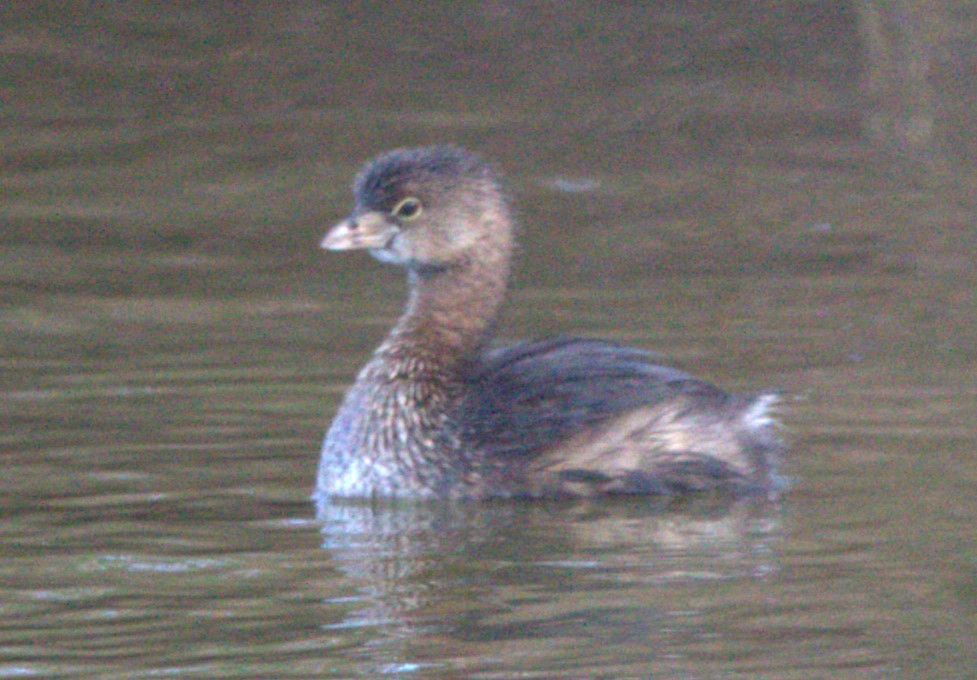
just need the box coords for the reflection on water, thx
[3,2,977,677]
[316,496,783,676]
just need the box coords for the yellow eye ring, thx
[392,197,423,220]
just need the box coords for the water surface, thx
[3,3,977,677]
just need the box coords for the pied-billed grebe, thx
[316,146,781,500]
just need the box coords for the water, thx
[3,3,977,677]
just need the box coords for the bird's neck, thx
[378,250,510,374]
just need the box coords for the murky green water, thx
[3,3,977,677]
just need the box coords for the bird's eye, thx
[392,197,423,220]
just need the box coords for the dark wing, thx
[459,336,724,457]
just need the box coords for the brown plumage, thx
[315,146,782,500]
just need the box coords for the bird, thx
[314,145,781,500]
